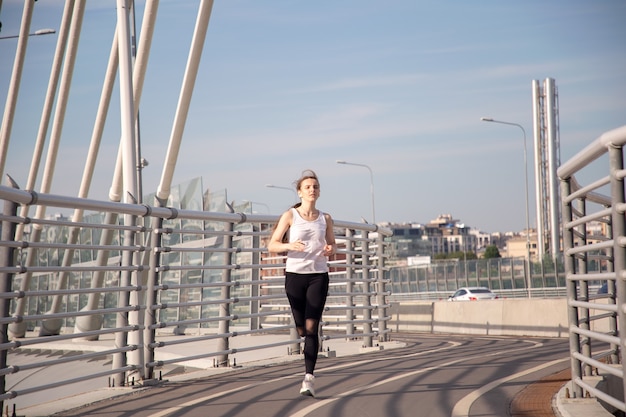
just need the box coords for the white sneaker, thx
[299,373,315,397]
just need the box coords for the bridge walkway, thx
[11,333,587,417]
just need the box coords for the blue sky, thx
[1,0,624,233]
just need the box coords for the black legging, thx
[285,272,329,375]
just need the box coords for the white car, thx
[448,287,498,301]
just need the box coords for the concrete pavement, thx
[4,333,610,417]
[10,333,396,416]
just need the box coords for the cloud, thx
[286,73,426,94]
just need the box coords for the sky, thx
[0,0,625,233]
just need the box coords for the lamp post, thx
[481,117,532,297]
[336,160,376,224]
[0,28,56,40]
[243,200,270,214]
[0,26,57,176]
[265,184,298,203]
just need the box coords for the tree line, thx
[433,245,501,261]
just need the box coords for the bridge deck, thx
[16,333,573,417]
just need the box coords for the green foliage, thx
[434,251,477,261]
[484,245,501,259]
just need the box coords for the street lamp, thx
[336,160,376,224]
[242,200,270,214]
[481,117,532,297]
[0,28,56,40]
[265,184,298,203]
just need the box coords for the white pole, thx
[157,0,214,202]
[336,160,376,223]
[0,0,35,177]
[117,0,137,201]
[481,117,532,298]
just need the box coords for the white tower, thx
[531,78,561,262]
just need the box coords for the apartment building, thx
[382,214,502,262]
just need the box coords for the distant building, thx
[470,229,495,250]
[381,222,431,261]
[382,214,505,263]
[504,229,538,261]
[424,214,476,257]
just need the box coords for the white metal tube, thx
[107,0,157,203]
[157,0,214,201]
[72,29,119,333]
[15,0,75,241]
[545,78,561,259]
[531,79,545,259]
[115,0,143,382]
[132,0,159,113]
[10,0,87,339]
[24,0,74,193]
[80,32,118,204]
[0,0,35,177]
[117,0,138,203]
[130,0,159,205]
[33,0,86,219]
[38,0,88,337]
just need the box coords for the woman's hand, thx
[289,239,306,252]
[322,244,335,257]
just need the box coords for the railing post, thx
[249,223,260,331]
[540,257,546,291]
[112,217,136,386]
[345,228,355,338]
[362,234,372,348]
[575,198,592,376]
[216,205,235,367]
[561,176,583,398]
[605,217,620,365]
[0,177,19,412]
[143,212,163,381]
[375,231,388,342]
[509,258,515,290]
[608,144,626,405]
[458,260,469,292]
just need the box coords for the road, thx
[56,333,570,417]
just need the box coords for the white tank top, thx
[286,208,329,273]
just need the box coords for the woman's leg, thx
[285,272,329,375]
[302,273,329,375]
[285,272,307,338]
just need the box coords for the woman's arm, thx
[268,210,306,253]
[323,213,336,256]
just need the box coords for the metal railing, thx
[558,125,626,413]
[0,181,392,408]
[386,256,567,300]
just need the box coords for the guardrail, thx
[0,180,392,409]
[558,125,626,414]
[388,287,568,301]
[387,256,567,298]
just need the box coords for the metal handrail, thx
[0,183,392,408]
[559,124,626,412]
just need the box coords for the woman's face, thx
[298,178,320,201]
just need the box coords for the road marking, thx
[150,341,462,417]
[289,358,469,417]
[149,383,259,417]
[289,340,546,417]
[450,357,569,417]
[150,338,548,417]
